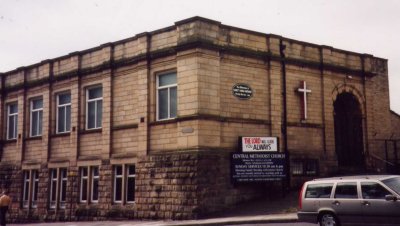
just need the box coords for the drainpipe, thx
[0,73,5,162]
[71,54,82,221]
[47,61,54,162]
[22,69,27,164]
[146,33,152,155]
[279,39,290,188]
[109,43,115,159]
[361,56,369,170]
[319,47,327,154]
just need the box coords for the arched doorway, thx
[334,92,365,169]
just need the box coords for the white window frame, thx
[30,98,43,137]
[91,167,99,203]
[126,165,136,203]
[60,168,67,209]
[22,171,30,208]
[56,92,71,134]
[31,170,39,208]
[6,102,18,140]
[49,169,58,209]
[80,167,88,203]
[22,170,39,209]
[113,165,123,203]
[86,86,102,130]
[156,72,177,121]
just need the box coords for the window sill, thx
[80,128,102,135]
[52,132,71,138]
[150,118,177,126]
[111,202,135,206]
[77,202,99,206]
[25,136,42,141]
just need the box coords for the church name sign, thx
[231,153,286,183]
[231,136,286,183]
[232,83,253,99]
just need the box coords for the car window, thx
[305,183,333,198]
[361,182,392,199]
[382,177,400,195]
[334,182,358,199]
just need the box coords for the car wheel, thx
[319,212,339,226]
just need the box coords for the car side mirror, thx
[385,195,397,201]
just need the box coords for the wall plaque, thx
[232,83,253,99]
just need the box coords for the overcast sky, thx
[1,0,399,113]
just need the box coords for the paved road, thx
[6,222,316,226]
[230,223,316,226]
[6,221,315,226]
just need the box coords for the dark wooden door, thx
[334,92,365,168]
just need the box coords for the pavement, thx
[8,191,299,226]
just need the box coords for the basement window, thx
[22,170,39,209]
[49,168,68,209]
[113,164,136,204]
[291,159,319,176]
[79,166,99,204]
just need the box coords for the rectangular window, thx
[79,166,99,204]
[80,167,88,203]
[305,160,318,175]
[49,169,58,209]
[291,159,318,176]
[113,165,136,204]
[114,165,123,203]
[157,72,177,120]
[91,167,99,203]
[7,103,18,140]
[57,93,71,134]
[22,170,39,209]
[126,165,136,203]
[23,171,30,208]
[86,86,102,129]
[334,182,358,199]
[32,170,39,208]
[292,161,303,175]
[30,98,43,137]
[361,182,391,199]
[305,183,333,198]
[49,168,68,209]
[60,168,67,209]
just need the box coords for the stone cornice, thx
[0,39,379,94]
[149,113,271,126]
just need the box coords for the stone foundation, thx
[0,150,270,222]
[136,150,266,220]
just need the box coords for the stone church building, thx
[0,17,399,222]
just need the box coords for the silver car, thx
[298,175,400,226]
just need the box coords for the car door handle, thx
[332,201,340,206]
[362,201,370,206]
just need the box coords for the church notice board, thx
[231,137,286,183]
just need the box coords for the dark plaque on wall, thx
[232,83,253,100]
[230,153,286,183]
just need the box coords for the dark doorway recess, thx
[334,92,365,170]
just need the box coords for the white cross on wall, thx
[297,81,312,120]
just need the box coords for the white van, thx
[298,175,400,226]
